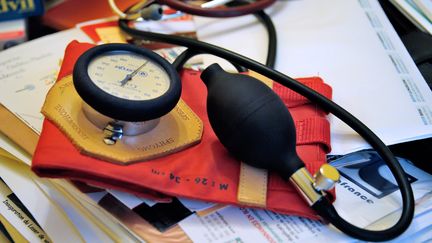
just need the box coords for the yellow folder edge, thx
[0,214,28,243]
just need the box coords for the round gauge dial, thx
[73,43,181,122]
[87,51,170,101]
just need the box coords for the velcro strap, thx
[273,78,332,109]
[237,162,268,208]
[236,74,331,207]
[295,117,331,153]
[237,117,330,205]
[236,72,271,208]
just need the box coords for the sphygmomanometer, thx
[76,1,415,241]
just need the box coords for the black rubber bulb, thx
[201,63,304,179]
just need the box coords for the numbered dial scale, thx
[73,44,181,142]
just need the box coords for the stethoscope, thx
[101,0,415,241]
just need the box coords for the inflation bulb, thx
[200,63,339,201]
[200,64,413,242]
[201,63,304,177]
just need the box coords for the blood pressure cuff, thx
[32,41,333,219]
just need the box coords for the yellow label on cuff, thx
[237,162,268,208]
[96,26,128,44]
[42,75,203,164]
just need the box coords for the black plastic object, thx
[201,63,304,178]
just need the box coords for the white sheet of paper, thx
[133,18,196,34]
[179,151,432,242]
[178,197,216,212]
[107,189,216,213]
[53,180,144,243]
[107,189,157,208]
[34,179,116,243]
[0,132,31,165]
[331,152,432,228]
[194,0,432,154]
[179,188,432,243]
[180,206,350,243]
[0,180,46,242]
[0,28,92,134]
[0,155,85,243]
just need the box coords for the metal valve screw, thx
[103,122,124,145]
[313,164,340,192]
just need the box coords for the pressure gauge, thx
[73,43,181,144]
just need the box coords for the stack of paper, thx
[0,26,147,242]
[0,148,145,242]
[0,0,431,242]
[390,0,432,34]
[178,150,432,242]
[194,0,432,155]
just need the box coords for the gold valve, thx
[289,164,340,206]
[313,164,340,191]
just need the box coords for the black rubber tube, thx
[225,0,277,68]
[124,3,276,68]
[312,197,409,241]
[172,48,247,72]
[119,19,415,241]
[254,10,277,68]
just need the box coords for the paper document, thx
[180,207,347,243]
[0,28,92,134]
[108,189,158,208]
[0,132,31,165]
[330,150,432,228]
[194,0,432,154]
[390,0,432,34]
[0,214,27,243]
[86,190,191,242]
[179,151,432,242]
[34,179,118,243]
[107,189,216,212]
[0,179,52,242]
[0,155,85,242]
[52,180,144,242]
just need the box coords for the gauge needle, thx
[120,60,149,86]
